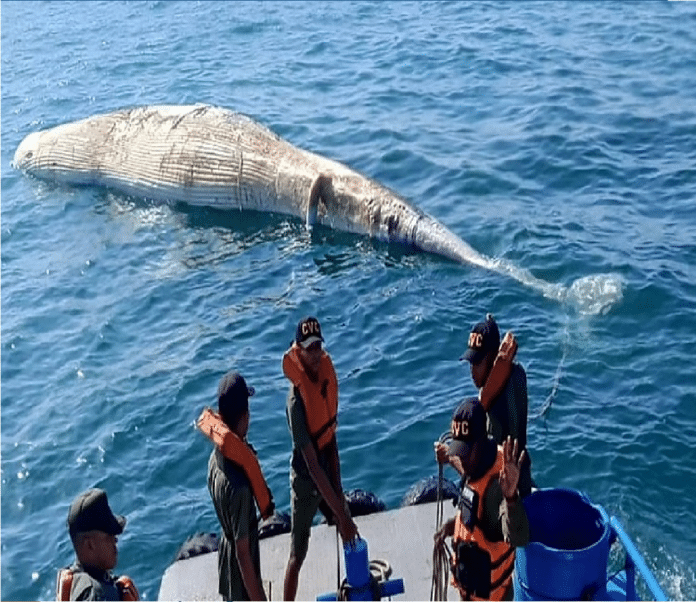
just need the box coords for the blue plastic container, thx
[344,538,370,587]
[344,538,372,600]
[514,488,610,601]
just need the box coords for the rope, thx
[531,317,569,420]
[369,558,392,582]
[337,558,393,601]
[431,430,452,601]
[336,527,341,600]
[431,534,452,601]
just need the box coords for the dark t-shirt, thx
[487,362,533,496]
[207,448,260,601]
[487,362,528,451]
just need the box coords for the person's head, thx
[67,489,125,571]
[460,313,500,388]
[448,397,495,479]
[294,316,324,373]
[217,371,255,435]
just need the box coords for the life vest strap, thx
[490,558,515,592]
[490,544,514,570]
[56,568,73,601]
[311,415,337,448]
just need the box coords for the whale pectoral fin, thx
[306,174,332,229]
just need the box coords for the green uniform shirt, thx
[66,562,121,601]
[207,448,260,601]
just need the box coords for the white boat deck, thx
[158,500,458,601]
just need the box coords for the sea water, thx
[2,2,695,600]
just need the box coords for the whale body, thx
[13,104,622,313]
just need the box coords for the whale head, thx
[13,130,43,172]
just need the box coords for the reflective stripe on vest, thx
[197,408,275,519]
[282,345,338,451]
[451,449,515,601]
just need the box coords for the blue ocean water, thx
[2,1,696,600]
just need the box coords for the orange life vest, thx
[479,331,517,411]
[282,344,338,451]
[451,450,515,601]
[197,407,275,519]
[56,568,139,601]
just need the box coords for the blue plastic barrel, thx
[513,488,610,601]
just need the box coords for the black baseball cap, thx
[448,397,488,460]
[67,488,126,538]
[218,371,255,426]
[295,316,324,348]
[460,313,500,364]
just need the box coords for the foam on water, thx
[566,273,625,316]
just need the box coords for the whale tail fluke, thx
[565,273,624,315]
[488,257,624,315]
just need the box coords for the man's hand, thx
[499,437,526,500]
[434,518,455,547]
[498,331,518,362]
[434,441,450,465]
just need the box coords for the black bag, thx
[453,541,491,599]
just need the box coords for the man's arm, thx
[325,436,343,494]
[235,536,266,601]
[300,440,357,542]
[506,364,528,445]
[497,437,529,547]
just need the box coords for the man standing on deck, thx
[282,316,358,601]
[206,371,268,601]
[448,313,533,498]
[435,398,529,600]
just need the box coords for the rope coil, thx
[337,559,394,601]
[431,430,453,601]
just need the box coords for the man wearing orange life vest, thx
[207,371,268,601]
[435,398,529,601]
[282,316,359,601]
[460,313,533,498]
[56,488,139,601]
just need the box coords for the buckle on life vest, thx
[457,484,479,529]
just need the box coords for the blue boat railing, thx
[609,516,668,602]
